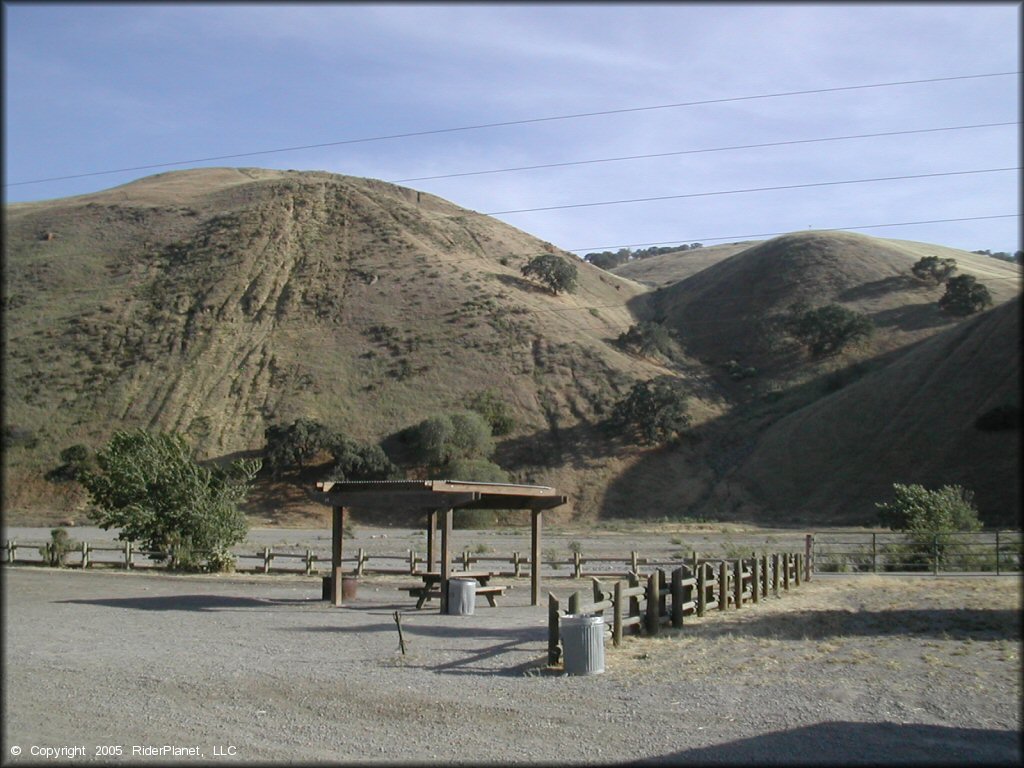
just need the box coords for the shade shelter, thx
[313,480,567,609]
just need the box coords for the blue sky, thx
[3,2,1021,254]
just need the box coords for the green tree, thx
[938,275,993,316]
[467,390,516,436]
[328,438,397,481]
[876,483,983,565]
[521,253,579,295]
[79,430,260,571]
[610,375,691,444]
[911,255,958,284]
[263,418,337,477]
[413,411,495,466]
[785,302,873,357]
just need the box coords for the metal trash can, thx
[321,576,358,601]
[446,578,478,615]
[560,614,605,675]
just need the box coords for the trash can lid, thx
[560,613,604,626]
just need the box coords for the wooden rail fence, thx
[547,552,803,665]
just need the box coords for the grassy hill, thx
[3,169,1019,528]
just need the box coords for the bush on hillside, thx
[784,302,874,357]
[609,375,691,445]
[46,444,94,482]
[467,390,516,436]
[911,255,958,284]
[521,253,578,295]
[79,429,259,572]
[327,438,398,481]
[938,275,993,316]
[617,321,679,360]
[876,483,983,567]
[412,411,495,466]
[443,458,510,483]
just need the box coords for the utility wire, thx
[485,168,1020,216]
[5,71,1017,188]
[390,121,1019,183]
[568,215,1022,254]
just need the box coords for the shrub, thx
[328,438,397,481]
[467,390,516,436]
[263,418,337,477]
[39,528,75,567]
[46,444,94,483]
[876,483,983,566]
[785,302,874,357]
[443,458,509,482]
[79,430,259,572]
[609,375,691,444]
[939,275,993,316]
[413,411,495,466]
[618,322,679,359]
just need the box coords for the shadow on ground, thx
[626,721,1022,765]
[55,594,315,612]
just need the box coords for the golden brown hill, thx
[4,168,674,523]
[707,297,1021,527]
[610,241,757,287]
[641,230,1020,389]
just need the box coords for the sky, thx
[3,2,1021,255]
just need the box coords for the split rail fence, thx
[547,552,804,665]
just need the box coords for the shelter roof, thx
[314,479,567,512]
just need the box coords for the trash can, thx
[446,578,478,615]
[560,614,605,675]
[321,576,358,601]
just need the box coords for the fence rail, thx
[547,552,804,665]
[811,531,1022,574]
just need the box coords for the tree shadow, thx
[492,273,552,296]
[628,721,1021,765]
[55,594,315,612]
[495,421,624,473]
[838,275,925,302]
[868,302,954,332]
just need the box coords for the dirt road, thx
[3,567,1020,764]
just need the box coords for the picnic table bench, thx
[400,571,508,609]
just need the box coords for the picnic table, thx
[402,571,508,609]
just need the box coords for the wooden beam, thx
[331,506,346,607]
[426,510,437,573]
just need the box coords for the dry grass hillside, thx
[4,168,679,523]
[636,230,1020,393]
[3,169,1019,529]
[707,297,1021,527]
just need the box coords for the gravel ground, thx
[2,565,1020,766]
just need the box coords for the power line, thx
[484,168,1020,216]
[568,215,1023,254]
[5,71,1018,189]
[390,121,1019,183]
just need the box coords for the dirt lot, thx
[2,562,1020,765]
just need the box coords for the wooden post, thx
[613,580,623,647]
[628,571,641,634]
[357,548,366,576]
[697,563,707,616]
[646,570,660,635]
[671,567,684,628]
[408,549,416,575]
[996,530,1001,575]
[263,546,272,574]
[548,593,561,665]
[751,556,760,604]
[462,549,471,571]
[7,540,15,563]
[719,561,728,611]
[531,510,542,606]
[658,568,668,619]
[440,508,453,613]
[305,548,315,575]
[691,550,698,574]
[795,553,802,586]
[569,590,581,615]
[426,510,437,573]
[805,534,814,581]
[733,559,742,608]
[513,551,521,577]
[573,550,582,578]
[762,555,769,598]
[81,541,90,569]
[783,553,791,591]
[592,577,605,608]
[331,506,345,606]
[872,533,877,573]
[124,540,133,570]
[630,551,639,573]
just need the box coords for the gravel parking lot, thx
[3,562,1020,765]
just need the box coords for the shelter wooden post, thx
[531,509,542,606]
[439,508,453,613]
[426,510,437,573]
[331,506,346,607]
